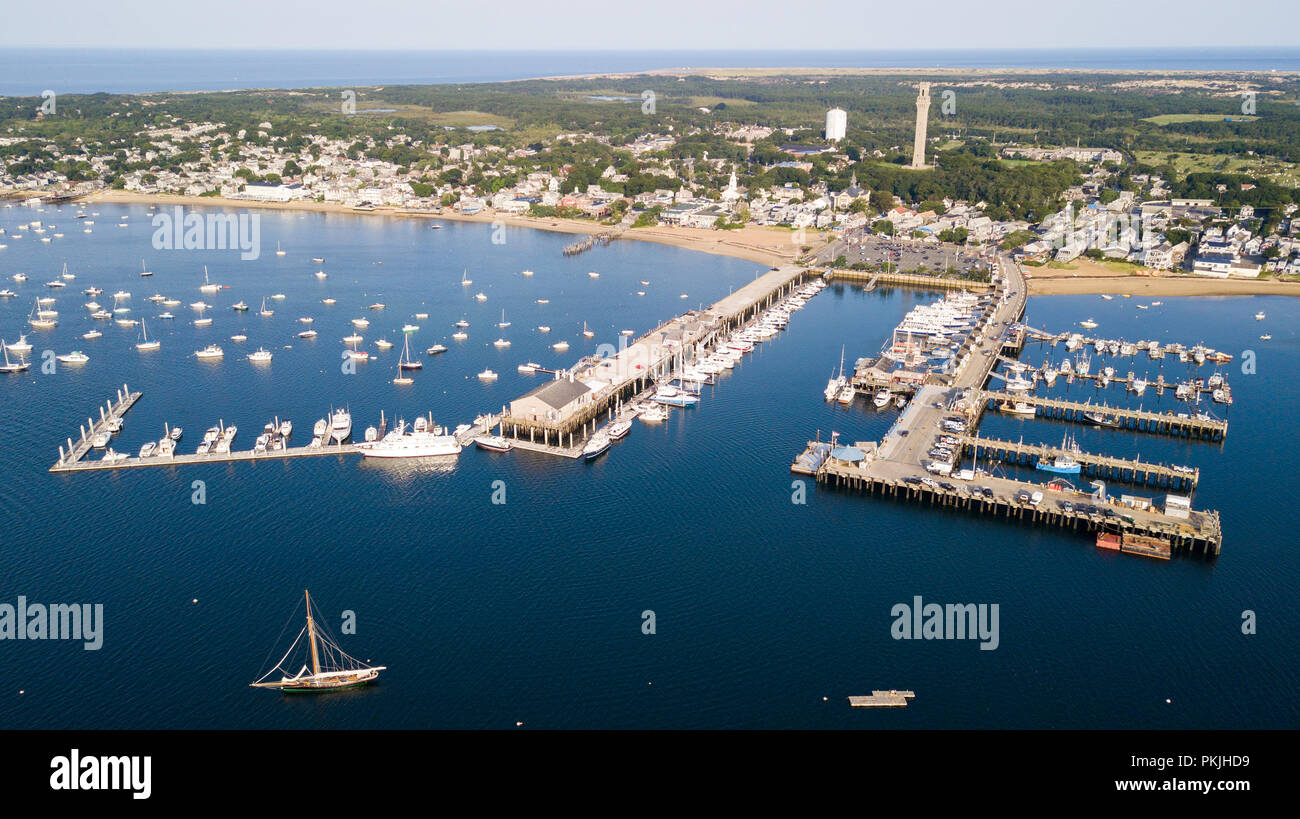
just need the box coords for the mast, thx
[305,589,321,678]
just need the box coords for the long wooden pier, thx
[978,390,1228,440]
[817,458,1222,555]
[54,384,142,467]
[52,441,364,472]
[957,434,1199,490]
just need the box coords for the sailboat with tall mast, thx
[250,590,385,693]
[136,319,161,351]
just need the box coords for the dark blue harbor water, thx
[0,202,1296,728]
[2,48,1299,96]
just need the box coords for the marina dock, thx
[54,385,142,467]
[957,434,1199,490]
[827,268,994,291]
[497,264,811,452]
[52,441,363,472]
[794,256,1227,557]
[849,690,916,708]
[979,390,1228,440]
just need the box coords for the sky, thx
[4,0,1299,51]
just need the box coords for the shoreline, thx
[76,191,1300,296]
[81,190,797,268]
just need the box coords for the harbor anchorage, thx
[794,258,1225,559]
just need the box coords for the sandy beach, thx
[1022,257,1300,297]
[83,190,796,268]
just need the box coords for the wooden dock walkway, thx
[978,390,1228,440]
[826,268,994,291]
[52,441,364,472]
[55,384,142,467]
[849,690,916,708]
[958,434,1199,490]
[816,457,1222,555]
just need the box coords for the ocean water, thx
[1,48,1299,96]
[0,202,1296,729]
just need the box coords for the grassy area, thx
[998,158,1038,168]
[1142,114,1257,125]
[1134,150,1300,186]
[687,96,757,108]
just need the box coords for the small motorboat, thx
[474,435,512,453]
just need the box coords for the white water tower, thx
[825,108,847,143]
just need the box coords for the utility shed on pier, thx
[509,377,592,424]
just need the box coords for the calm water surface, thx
[0,202,1295,728]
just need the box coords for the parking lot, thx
[820,232,994,279]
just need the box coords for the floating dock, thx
[849,690,916,708]
[53,384,142,468]
[52,441,363,472]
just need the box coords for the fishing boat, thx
[351,317,369,328]
[82,330,102,340]
[1036,433,1083,475]
[426,344,447,355]
[1255,311,1266,321]
[56,350,89,365]
[250,591,385,693]
[453,330,468,341]
[322,298,336,305]
[583,432,611,460]
[102,448,128,463]
[872,389,891,408]
[231,333,248,343]
[588,271,600,279]
[521,269,534,277]
[402,324,419,333]
[375,338,393,350]
[538,325,551,333]
[474,435,513,453]
[607,420,631,440]
[552,340,569,351]
[248,348,273,363]
[998,400,1036,416]
[477,369,498,381]
[1080,319,1098,329]
[298,329,318,339]
[368,303,384,311]
[6,335,32,355]
[315,270,328,279]
[1084,411,1120,428]
[233,301,249,311]
[493,338,511,348]
[195,344,223,359]
[475,292,487,302]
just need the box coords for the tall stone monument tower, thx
[911,83,931,169]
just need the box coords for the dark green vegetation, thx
[5,71,1300,215]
